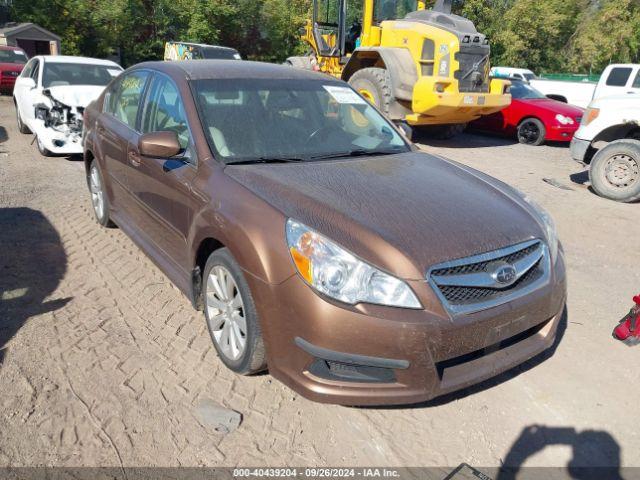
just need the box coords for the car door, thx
[14,58,40,127]
[13,57,34,106]
[95,70,150,212]
[127,72,197,272]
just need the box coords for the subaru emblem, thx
[489,261,517,286]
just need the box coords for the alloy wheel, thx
[604,154,639,189]
[89,165,105,220]
[206,265,247,361]
[518,121,541,145]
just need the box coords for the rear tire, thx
[15,102,30,134]
[517,117,546,146]
[203,248,266,375]
[589,140,640,203]
[348,67,393,117]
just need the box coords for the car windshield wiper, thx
[225,156,306,165]
[310,148,404,161]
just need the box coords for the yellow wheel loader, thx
[286,0,511,137]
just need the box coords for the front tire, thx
[203,248,266,375]
[89,161,116,227]
[348,67,393,117]
[15,102,30,134]
[589,140,640,203]
[517,117,546,146]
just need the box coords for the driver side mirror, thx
[23,77,36,90]
[397,122,414,142]
[139,131,182,158]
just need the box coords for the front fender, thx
[189,165,295,286]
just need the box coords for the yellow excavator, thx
[286,0,511,137]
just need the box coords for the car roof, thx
[36,55,122,68]
[0,45,25,51]
[133,60,336,82]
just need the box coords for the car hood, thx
[522,98,584,117]
[226,152,546,280]
[46,85,107,108]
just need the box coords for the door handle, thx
[128,148,141,166]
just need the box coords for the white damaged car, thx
[13,55,123,156]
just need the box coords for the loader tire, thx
[348,68,393,117]
[430,124,466,140]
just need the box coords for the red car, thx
[0,46,28,94]
[471,79,584,146]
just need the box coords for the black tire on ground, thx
[589,139,640,203]
[15,102,31,134]
[517,117,546,146]
[35,135,53,157]
[430,123,467,140]
[203,248,266,375]
[88,161,116,228]
[348,67,393,117]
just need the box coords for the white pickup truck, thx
[570,94,640,202]
[491,65,640,108]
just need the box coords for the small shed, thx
[0,23,61,57]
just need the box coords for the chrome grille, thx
[428,240,549,315]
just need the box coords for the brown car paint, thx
[83,60,566,406]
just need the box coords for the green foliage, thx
[9,0,640,74]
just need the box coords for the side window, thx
[606,67,632,87]
[632,70,640,89]
[109,71,149,129]
[21,59,35,78]
[30,60,40,83]
[141,75,191,150]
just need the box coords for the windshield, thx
[374,0,418,22]
[0,49,27,64]
[523,73,536,81]
[42,62,121,88]
[192,79,409,163]
[510,81,547,100]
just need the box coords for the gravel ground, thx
[1,94,639,473]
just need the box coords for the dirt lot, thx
[1,93,639,472]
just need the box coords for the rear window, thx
[606,67,632,87]
[0,49,27,64]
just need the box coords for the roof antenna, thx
[433,0,452,14]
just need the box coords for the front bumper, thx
[570,136,591,163]
[32,121,83,155]
[249,251,567,406]
[407,78,511,126]
[547,124,580,142]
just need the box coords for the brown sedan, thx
[82,60,566,406]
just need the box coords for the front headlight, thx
[285,219,422,309]
[523,196,558,260]
[555,114,574,125]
